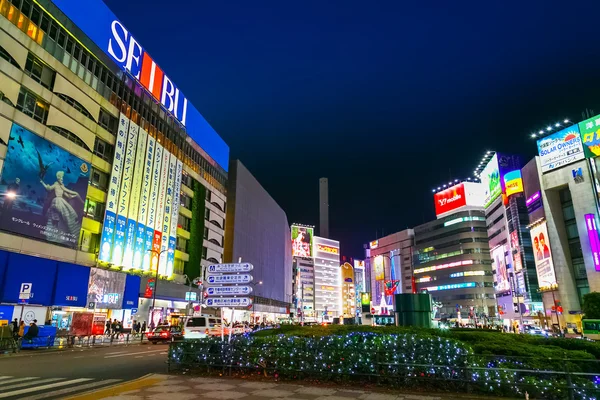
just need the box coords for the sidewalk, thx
[66,374,515,400]
[0,335,148,357]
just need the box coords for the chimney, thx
[319,178,329,238]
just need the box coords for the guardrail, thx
[0,333,150,353]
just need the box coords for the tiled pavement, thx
[85,374,478,400]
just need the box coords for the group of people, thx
[104,319,147,336]
[8,318,39,346]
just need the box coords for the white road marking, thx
[160,352,167,355]
[0,378,92,398]
[0,377,38,385]
[25,379,121,400]
[0,376,13,380]
[104,350,129,355]
[73,356,85,359]
[104,349,164,358]
[135,356,144,358]
[1,378,64,391]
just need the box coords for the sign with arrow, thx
[207,286,252,296]
[207,263,254,273]
[207,274,253,285]
[205,297,252,307]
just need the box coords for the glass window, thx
[83,198,105,221]
[56,93,94,121]
[202,247,207,260]
[93,138,114,162]
[24,53,55,89]
[98,108,118,134]
[16,87,49,123]
[90,167,109,191]
[48,126,90,152]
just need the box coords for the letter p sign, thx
[19,283,32,300]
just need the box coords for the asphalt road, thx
[0,344,169,399]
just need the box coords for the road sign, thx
[207,286,252,296]
[185,291,197,301]
[207,263,254,273]
[88,302,95,309]
[207,274,253,285]
[205,297,252,307]
[131,308,138,314]
[19,283,32,300]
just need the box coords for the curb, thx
[64,373,166,400]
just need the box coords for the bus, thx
[582,319,600,340]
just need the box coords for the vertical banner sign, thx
[167,159,183,277]
[99,113,129,262]
[146,142,163,272]
[111,120,139,265]
[159,152,176,275]
[138,134,155,271]
[153,148,170,274]
[123,127,147,269]
[584,214,600,271]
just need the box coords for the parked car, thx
[148,325,183,344]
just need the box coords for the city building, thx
[292,224,315,321]
[313,235,341,320]
[414,182,495,320]
[340,262,355,318]
[353,259,366,317]
[224,160,292,323]
[0,0,228,329]
[367,229,414,314]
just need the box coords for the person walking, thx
[141,321,146,333]
[10,319,18,340]
[132,320,137,334]
[105,319,112,335]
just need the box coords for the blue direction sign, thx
[207,263,254,273]
[205,297,252,307]
[207,274,253,285]
[207,286,252,296]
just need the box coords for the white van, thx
[182,316,228,339]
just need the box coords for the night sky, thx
[105,0,600,258]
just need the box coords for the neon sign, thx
[317,244,339,254]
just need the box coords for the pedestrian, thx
[132,320,137,334]
[105,318,112,335]
[11,319,18,340]
[111,319,117,334]
[141,321,147,333]
[136,321,142,334]
[23,320,39,342]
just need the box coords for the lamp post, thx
[148,249,168,328]
[249,280,263,325]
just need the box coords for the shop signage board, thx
[207,286,252,296]
[205,297,252,307]
[19,283,32,300]
[207,274,253,285]
[207,263,254,273]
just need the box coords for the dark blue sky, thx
[105,0,600,258]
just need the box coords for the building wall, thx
[224,160,291,304]
[313,236,341,318]
[414,210,495,318]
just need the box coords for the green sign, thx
[578,114,600,158]
[481,154,501,207]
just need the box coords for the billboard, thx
[87,268,126,309]
[434,182,485,216]
[481,154,501,207]
[0,123,90,248]
[51,0,229,171]
[584,214,600,271]
[291,225,313,257]
[537,125,584,172]
[492,245,510,293]
[578,114,600,157]
[504,170,524,197]
[510,230,523,272]
[530,221,557,289]
[374,255,385,281]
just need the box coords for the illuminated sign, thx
[537,125,584,173]
[317,244,339,255]
[579,114,600,157]
[434,183,466,215]
[449,271,485,278]
[416,276,432,283]
[374,255,385,280]
[492,245,510,293]
[504,170,524,197]
[291,225,313,257]
[530,221,557,288]
[369,240,379,249]
[321,286,336,291]
[585,214,600,271]
[52,0,229,170]
[526,191,541,206]
[481,154,501,207]
[413,260,473,274]
[354,260,365,269]
[444,216,485,227]
[424,282,476,292]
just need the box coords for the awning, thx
[0,252,57,305]
[52,262,90,308]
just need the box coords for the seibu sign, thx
[434,183,466,216]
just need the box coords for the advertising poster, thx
[503,170,524,197]
[584,214,600,271]
[69,312,93,336]
[291,225,313,257]
[87,268,126,309]
[132,128,150,270]
[434,183,466,216]
[510,230,523,272]
[492,245,510,293]
[113,120,139,266]
[537,125,584,173]
[159,151,175,275]
[530,222,557,288]
[0,123,90,248]
[578,113,600,157]
[138,134,155,271]
[146,142,163,272]
[374,255,385,281]
[481,154,501,207]
[99,113,129,261]
[167,159,183,276]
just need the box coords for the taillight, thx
[160,332,168,337]
[205,329,209,335]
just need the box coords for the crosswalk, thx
[0,375,121,399]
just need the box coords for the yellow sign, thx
[317,244,339,254]
[374,255,385,281]
[369,240,379,249]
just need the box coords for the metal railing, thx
[0,333,150,353]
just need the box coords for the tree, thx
[582,292,600,319]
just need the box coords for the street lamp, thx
[148,249,168,327]
[249,280,263,325]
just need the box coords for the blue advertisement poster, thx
[0,124,90,248]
